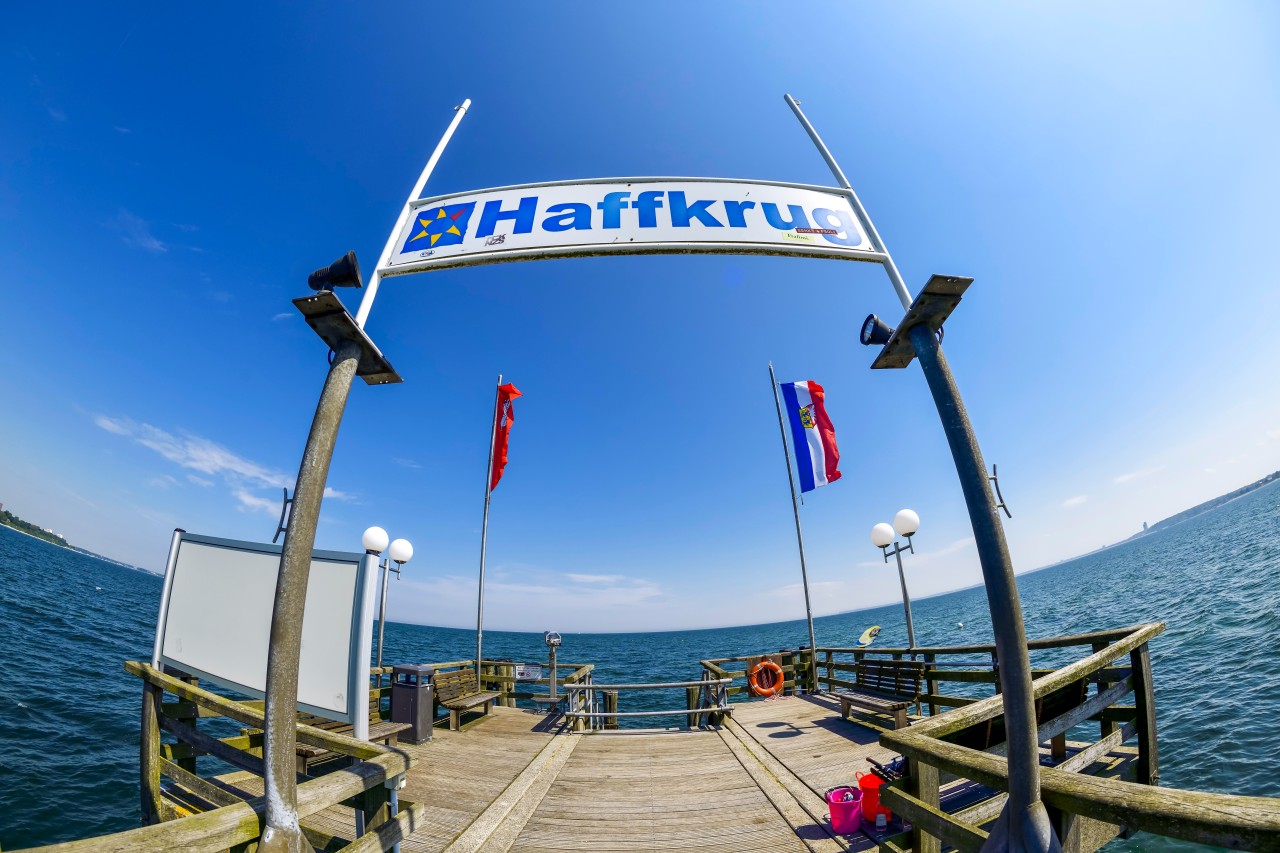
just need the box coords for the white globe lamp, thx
[870,522,895,549]
[388,538,414,565]
[893,509,920,538]
[361,525,389,554]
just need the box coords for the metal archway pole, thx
[785,94,1058,852]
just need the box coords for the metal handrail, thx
[564,677,731,729]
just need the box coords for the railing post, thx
[140,680,163,825]
[1093,641,1116,737]
[823,649,833,691]
[925,652,937,717]
[686,686,700,729]
[1131,643,1159,785]
[604,690,619,730]
[358,784,390,838]
[572,686,586,733]
[908,758,942,853]
[174,671,198,768]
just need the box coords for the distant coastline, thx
[0,510,150,574]
[0,508,69,548]
[1128,470,1280,541]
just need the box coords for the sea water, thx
[1,480,1277,850]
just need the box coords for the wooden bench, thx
[836,659,925,730]
[436,668,501,731]
[239,694,411,775]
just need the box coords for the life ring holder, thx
[747,659,785,698]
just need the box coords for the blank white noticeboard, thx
[152,532,377,728]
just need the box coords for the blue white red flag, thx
[780,380,842,492]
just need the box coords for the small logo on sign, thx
[486,234,507,246]
[784,231,816,243]
[795,227,838,235]
[402,201,477,253]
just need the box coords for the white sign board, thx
[382,178,880,275]
[151,533,378,731]
[513,664,544,682]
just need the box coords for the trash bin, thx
[391,664,435,744]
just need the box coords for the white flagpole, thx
[355,98,472,330]
[476,374,502,680]
[769,362,819,692]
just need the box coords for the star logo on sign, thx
[402,202,476,252]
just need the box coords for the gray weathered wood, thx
[1130,643,1158,786]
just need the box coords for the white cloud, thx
[271,312,293,322]
[566,573,625,584]
[392,457,422,470]
[147,474,180,490]
[1114,465,1165,485]
[1062,495,1088,508]
[47,106,67,122]
[113,125,131,134]
[93,414,354,514]
[111,209,166,253]
[94,414,132,435]
[233,489,277,516]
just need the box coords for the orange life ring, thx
[747,659,785,697]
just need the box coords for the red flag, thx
[489,383,523,491]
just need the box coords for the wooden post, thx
[140,681,163,826]
[990,650,1001,695]
[1051,733,1068,763]
[925,652,937,717]
[358,784,390,838]
[777,651,795,695]
[823,649,833,692]
[908,758,942,853]
[1094,641,1117,737]
[604,690,619,730]
[1131,643,1159,785]
[174,672,199,773]
[572,688,586,733]
[686,686,700,729]
[501,663,513,707]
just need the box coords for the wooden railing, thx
[699,648,815,700]
[821,623,1280,852]
[11,662,416,853]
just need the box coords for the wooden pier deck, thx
[214,695,906,852]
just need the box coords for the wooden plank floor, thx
[206,697,937,851]
[510,729,812,853]
[730,693,901,799]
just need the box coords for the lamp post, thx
[362,526,414,672]
[870,509,920,649]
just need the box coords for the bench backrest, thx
[298,687,383,730]
[855,659,924,698]
[435,668,480,704]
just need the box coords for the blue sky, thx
[2,3,1278,633]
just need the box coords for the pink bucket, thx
[824,787,863,835]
